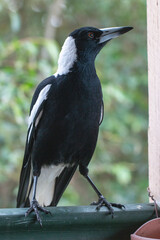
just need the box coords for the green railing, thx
[0,203,157,240]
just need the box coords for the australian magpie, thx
[17,26,133,225]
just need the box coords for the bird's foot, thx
[110,202,125,209]
[91,195,114,216]
[91,195,125,217]
[25,199,50,226]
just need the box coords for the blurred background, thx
[0,0,147,208]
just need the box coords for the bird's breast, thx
[34,73,102,166]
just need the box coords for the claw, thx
[90,201,98,205]
[91,195,114,216]
[25,199,51,226]
[110,202,125,209]
[91,196,124,217]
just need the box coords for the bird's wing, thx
[17,76,54,207]
[99,100,104,125]
[50,164,78,206]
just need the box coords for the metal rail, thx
[0,203,157,240]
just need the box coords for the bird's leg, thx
[25,176,50,226]
[86,175,125,210]
[85,175,114,216]
[79,165,125,216]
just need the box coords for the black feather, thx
[51,164,78,206]
[17,76,55,207]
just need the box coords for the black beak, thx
[99,26,133,44]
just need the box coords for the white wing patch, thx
[29,164,66,207]
[28,84,52,128]
[99,101,104,125]
[35,110,43,127]
[27,124,33,143]
[27,84,52,143]
[54,36,77,77]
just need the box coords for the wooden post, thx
[147,0,160,205]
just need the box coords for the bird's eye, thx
[88,32,94,39]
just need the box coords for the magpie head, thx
[55,26,133,76]
[69,26,133,61]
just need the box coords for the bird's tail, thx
[51,164,78,206]
[17,157,32,207]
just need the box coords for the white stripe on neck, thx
[54,36,77,77]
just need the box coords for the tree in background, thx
[0,0,147,207]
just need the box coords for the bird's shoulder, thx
[30,75,56,114]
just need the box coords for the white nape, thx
[28,84,52,127]
[29,164,66,207]
[54,36,77,77]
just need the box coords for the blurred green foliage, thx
[0,0,147,208]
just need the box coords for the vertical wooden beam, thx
[147,0,160,205]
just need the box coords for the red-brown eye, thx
[88,32,94,39]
